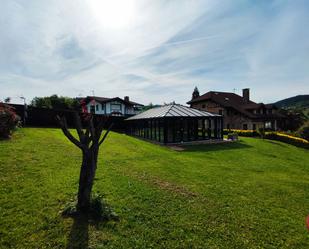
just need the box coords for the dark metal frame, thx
[126,116,223,144]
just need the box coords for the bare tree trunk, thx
[77,148,98,212]
[57,113,113,214]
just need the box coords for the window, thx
[265,121,272,129]
[219,110,223,115]
[253,124,256,130]
[226,109,230,116]
[226,124,230,129]
[111,103,121,112]
[96,104,99,111]
[243,124,248,130]
[202,104,206,108]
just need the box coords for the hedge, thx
[224,129,309,149]
[264,132,309,149]
[223,129,259,137]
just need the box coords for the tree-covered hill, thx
[275,95,309,109]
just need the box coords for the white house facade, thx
[82,96,143,116]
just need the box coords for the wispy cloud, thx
[0,0,308,104]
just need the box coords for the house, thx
[187,88,285,130]
[80,96,143,116]
[126,104,223,144]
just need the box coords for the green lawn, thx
[0,128,309,248]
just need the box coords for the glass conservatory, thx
[125,104,223,144]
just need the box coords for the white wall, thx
[86,100,105,114]
[86,100,136,115]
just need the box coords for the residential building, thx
[187,88,285,130]
[80,96,143,116]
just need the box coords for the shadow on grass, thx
[263,139,289,148]
[67,215,89,249]
[183,140,252,152]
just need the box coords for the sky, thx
[1,0,309,105]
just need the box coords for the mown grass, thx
[0,128,309,248]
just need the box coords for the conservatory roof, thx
[126,104,221,120]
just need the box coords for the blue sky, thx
[1,0,308,105]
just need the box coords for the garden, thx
[1,126,309,248]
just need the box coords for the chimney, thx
[242,88,250,103]
[124,96,129,102]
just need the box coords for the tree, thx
[31,95,80,110]
[297,121,309,140]
[4,97,11,103]
[192,86,200,100]
[57,113,113,213]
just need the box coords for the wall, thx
[191,101,266,130]
[86,101,135,115]
[8,104,127,131]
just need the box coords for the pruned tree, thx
[57,113,113,213]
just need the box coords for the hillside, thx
[275,95,309,109]
[1,128,309,248]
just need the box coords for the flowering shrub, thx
[223,129,259,137]
[0,103,20,139]
[264,132,309,149]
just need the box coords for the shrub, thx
[0,103,20,139]
[297,121,309,141]
[264,132,309,149]
[227,133,238,141]
[223,129,259,137]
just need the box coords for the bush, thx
[264,132,309,149]
[223,129,259,137]
[0,103,20,139]
[297,121,309,141]
[227,133,238,141]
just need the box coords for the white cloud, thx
[0,0,308,104]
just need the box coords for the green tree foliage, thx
[280,108,307,131]
[192,86,200,100]
[30,95,80,110]
[297,121,309,140]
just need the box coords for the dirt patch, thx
[167,145,186,151]
[124,171,198,198]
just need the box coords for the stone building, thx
[187,88,285,130]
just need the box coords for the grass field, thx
[0,128,309,248]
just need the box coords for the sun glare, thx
[89,0,136,30]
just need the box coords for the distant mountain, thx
[274,95,309,109]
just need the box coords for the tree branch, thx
[56,115,83,150]
[73,112,84,141]
[95,117,106,140]
[99,123,114,146]
[88,116,96,142]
